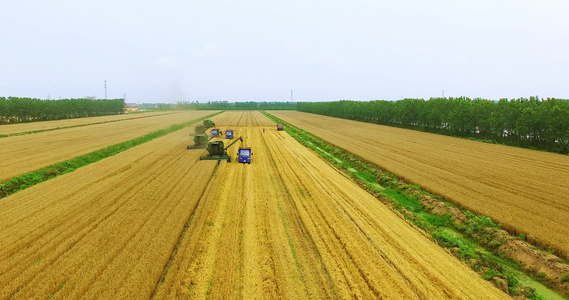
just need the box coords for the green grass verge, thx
[0,111,222,199]
[262,111,564,300]
[0,111,179,138]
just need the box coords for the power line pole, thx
[104,80,108,100]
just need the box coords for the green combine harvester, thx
[187,119,217,149]
[187,125,210,149]
[203,119,215,128]
[200,137,243,162]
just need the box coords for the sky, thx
[1,0,568,103]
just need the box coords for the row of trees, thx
[175,101,297,110]
[298,97,569,154]
[0,97,125,124]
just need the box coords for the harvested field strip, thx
[0,129,219,299]
[0,111,175,136]
[270,111,569,258]
[0,112,222,199]
[153,112,506,299]
[0,110,219,182]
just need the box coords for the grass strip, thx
[0,111,179,138]
[262,111,566,300]
[0,111,222,199]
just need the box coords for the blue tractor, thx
[211,129,221,138]
[238,147,252,164]
[225,129,234,139]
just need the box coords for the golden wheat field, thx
[270,110,569,258]
[0,111,506,299]
[0,110,216,182]
[0,111,175,136]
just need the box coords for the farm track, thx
[0,110,217,182]
[0,111,175,136]
[270,110,569,257]
[0,111,505,299]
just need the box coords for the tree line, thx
[175,101,297,110]
[298,97,569,154]
[0,97,125,124]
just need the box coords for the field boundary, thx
[0,111,179,138]
[263,111,568,300]
[0,111,222,200]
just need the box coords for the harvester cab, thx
[225,130,234,139]
[200,137,243,162]
[238,147,252,164]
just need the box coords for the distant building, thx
[124,103,139,112]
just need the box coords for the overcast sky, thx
[1,1,568,103]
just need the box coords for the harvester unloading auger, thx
[187,120,216,149]
[200,136,243,162]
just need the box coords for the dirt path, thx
[153,111,507,299]
[270,111,569,258]
[0,110,216,182]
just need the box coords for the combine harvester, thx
[203,119,215,128]
[277,124,284,131]
[200,137,243,162]
[187,125,209,149]
[187,119,217,149]
[200,136,253,164]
